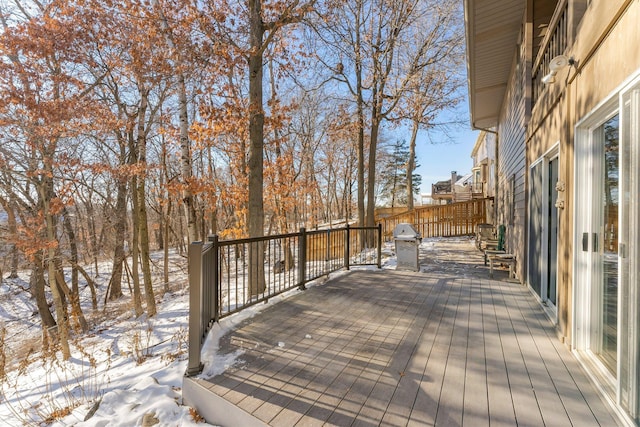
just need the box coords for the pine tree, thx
[378,140,422,207]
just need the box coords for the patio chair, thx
[484,225,517,279]
[483,224,505,264]
[475,223,496,251]
[489,252,516,279]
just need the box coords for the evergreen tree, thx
[378,139,422,207]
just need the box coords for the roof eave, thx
[464,0,525,130]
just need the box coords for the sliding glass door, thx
[574,80,640,420]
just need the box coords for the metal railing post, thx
[377,223,382,269]
[298,228,307,289]
[187,241,203,376]
[210,235,220,323]
[325,229,331,265]
[345,223,350,270]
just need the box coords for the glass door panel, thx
[528,163,543,297]
[598,114,619,376]
[547,158,558,306]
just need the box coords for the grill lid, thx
[393,223,421,239]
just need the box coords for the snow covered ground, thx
[0,237,474,426]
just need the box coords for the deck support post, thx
[187,241,204,376]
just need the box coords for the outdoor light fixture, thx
[541,72,557,85]
[541,55,575,85]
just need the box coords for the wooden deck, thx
[184,243,621,426]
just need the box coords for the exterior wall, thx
[525,0,640,424]
[495,46,528,283]
[527,0,640,341]
[571,0,640,116]
[466,0,640,423]
[527,86,570,338]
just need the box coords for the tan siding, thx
[526,0,640,344]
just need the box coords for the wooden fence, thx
[380,198,490,240]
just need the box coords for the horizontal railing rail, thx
[187,224,382,375]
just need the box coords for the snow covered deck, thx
[184,241,621,426]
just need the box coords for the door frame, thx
[574,94,619,388]
[528,143,560,320]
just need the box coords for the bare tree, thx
[312,0,464,224]
[152,0,199,244]
[247,0,316,294]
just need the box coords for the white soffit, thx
[464,0,525,129]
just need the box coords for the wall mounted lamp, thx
[542,55,576,85]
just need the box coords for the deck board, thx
[514,287,620,427]
[462,279,489,427]
[188,243,622,427]
[434,278,466,427]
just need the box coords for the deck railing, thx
[532,0,569,104]
[470,182,484,194]
[380,198,490,240]
[187,225,382,375]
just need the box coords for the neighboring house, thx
[419,193,436,206]
[431,171,460,204]
[431,171,478,204]
[453,173,474,202]
[471,131,497,222]
[470,130,496,199]
[465,0,640,424]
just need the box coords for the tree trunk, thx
[406,119,419,211]
[137,178,156,316]
[160,138,171,293]
[153,0,199,244]
[248,0,266,296]
[207,147,218,235]
[135,89,157,317]
[366,115,380,228]
[30,255,57,348]
[6,200,19,278]
[42,191,71,359]
[72,261,98,311]
[62,209,88,332]
[355,4,365,228]
[85,201,100,277]
[108,175,127,301]
[268,59,296,271]
[129,143,144,317]
[163,199,171,293]
[178,73,199,244]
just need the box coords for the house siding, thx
[496,48,528,283]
